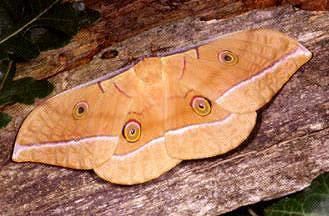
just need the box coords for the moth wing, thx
[94,135,180,185]
[165,112,256,160]
[163,62,256,159]
[172,29,312,113]
[94,59,181,185]
[12,78,131,169]
[13,29,312,184]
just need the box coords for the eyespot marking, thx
[191,96,212,116]
[73,101,89,120]
[218,50,239,65]
[123,120,141,143]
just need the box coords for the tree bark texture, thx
[0,1,328,216]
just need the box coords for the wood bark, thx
[0,2,328,216]
[13,0,328,81]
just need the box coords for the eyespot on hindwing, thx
[191,96,212,116]
[123,120,141,143]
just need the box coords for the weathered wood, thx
[0,4,329,216]
[285,0,329,10]
[13,0,328,81]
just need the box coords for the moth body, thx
[13,29,312,185]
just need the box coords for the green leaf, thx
[265,173,329,216]
[0,60,54,106]
[0,112,11,128]
[1,34,39,60]
[0,77,54,106]
[25,27,71,51]
[0,0,99,126]
[0,0,100,60]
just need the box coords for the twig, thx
[0,0,61,45]
[248,208,259,216]
[0,60,13,92]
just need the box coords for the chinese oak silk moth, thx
[12,29,312,185]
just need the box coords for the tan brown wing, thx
[12,29,312,185]
[12,75,132,169]
[94,58,181,185]
[167,29,312,113]
[162,60,256,159]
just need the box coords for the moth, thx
[12,29,312,185]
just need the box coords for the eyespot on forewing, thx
[218,50,239,65]
[72,101,89,120]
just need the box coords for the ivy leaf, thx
[0,112,11,128]
[0,0,100,60]
[0,77,54,106]
[0,60,53,106]
[265,173,329,216]
[0,0,99,127]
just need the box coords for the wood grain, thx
[13,0,328,81]
[0,4,328,216]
